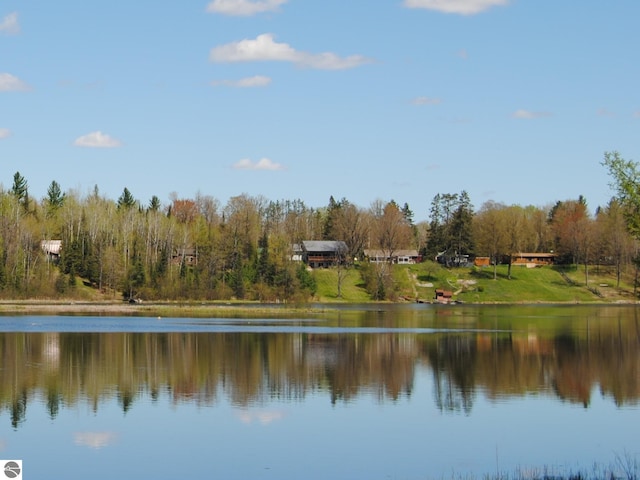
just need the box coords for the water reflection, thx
[1,311,638,428]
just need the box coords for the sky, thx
[1,0,639,222]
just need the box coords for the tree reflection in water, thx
[1,311,638,428]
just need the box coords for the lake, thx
[0,304,638,480]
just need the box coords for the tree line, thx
[1,151,638,300]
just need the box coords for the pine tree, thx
[11,171,29,212]
[148,195,161,212]
[45,180,65,215]
[117,187,136,210]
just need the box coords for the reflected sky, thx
[2,369,637,480]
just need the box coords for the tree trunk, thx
[584,261,589,287]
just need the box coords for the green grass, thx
[466,265,598,303]
[312,267,371,302]
[561,263,639,301]
[310,261,638,304]
[407,261,639,303]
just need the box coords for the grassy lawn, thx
[407,261,638,303]
[312,267,371,302]
[560,263,639,301]
[464,265,598,303]
[311,261,638,304]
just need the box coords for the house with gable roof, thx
[296,240,348,268]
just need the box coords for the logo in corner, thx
[3,461,21,479]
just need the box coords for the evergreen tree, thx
[45,180,65,213]
[11,171,29,212]
[124,240,146,299]
[151,245,169,288]
[450,190,475,261]
[229,252,245,299]
[256,232,275,285]
[323,196,342,240]
[148,195,161,212]
[426,191,474,265]
[296,263,317,296]
[117,187,136,210]
[402,202,414,226]
[60,238,84,290]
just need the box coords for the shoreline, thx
[0,298,636,317]
[0,300,341,317]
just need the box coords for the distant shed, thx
[434,289,454,304]
[474,257,491,267]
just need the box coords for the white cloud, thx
[403,0,509,15]
[211,75,272,88]
[512,109,552,119]
[233,157,285,171]
[0,128,11,139]
[210,33,372,70]
[412,96,441,106]
[211,34,299,63]
[0,12,19,35]
[73,432,118,449]
[206,0,287,16]
[74,131,122,148]
[0,73,29,91]
[301,51,372,70]
[236,409,286,425]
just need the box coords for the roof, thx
[173,248,197,256]
[302,240,347,253]
[41,240,62,255]
[435,289,453,297]
[364,249,419,257]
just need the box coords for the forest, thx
[1,151,638,302]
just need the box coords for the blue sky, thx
[1,0,638,221]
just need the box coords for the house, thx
[395,250,422,264]
[41,240,62,262]
[172,247,197,266]
[436,252,472,267]
[291,243,304,262]
[364,249,421,264]
[511,252,556,266]
[301,240,348,268]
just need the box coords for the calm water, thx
[0,304,639,480]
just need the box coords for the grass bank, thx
[313,261,639,304]
[0,261,637,313]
